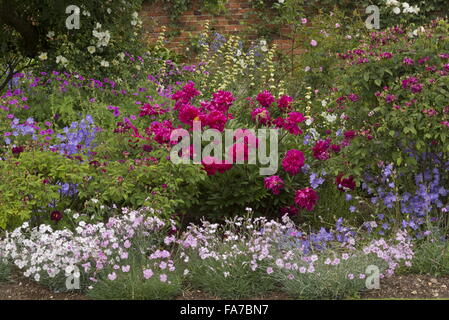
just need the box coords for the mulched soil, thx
[1,271,449,300]
[360,274,449,299]
[0,272,86,300]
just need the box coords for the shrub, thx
[0,0,146,91]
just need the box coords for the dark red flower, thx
[312,139,331,160]
[335,174,356,191]
[344,130,357,140]
[12,146,24,154]
[50,210,62,222]
[279,205,299,217]
[142,144,153,152]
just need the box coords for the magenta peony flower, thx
[294,188,319,211]
[172,81,201,106]
[233,129,258,149]
[264,175,284,195]
[178,104,201,126]
[201,156,233,175]
[228,142,251,163]
[147,120,174,144]
[312,139,331,160]
[201,110,228,132]
[210,90,235,112]
[282,112,305,135]
[277,95,293,109]
[251,107,271,125]
[256,90,275,108]
[282,149,305,175]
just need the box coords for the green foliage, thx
[0,258,11,282]
[87,269,182,300]
[408,240,449,276]
[0,151,89,230]
[274,251,388,299]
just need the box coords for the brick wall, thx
[140,0,298,54]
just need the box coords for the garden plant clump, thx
[0,0,448,300]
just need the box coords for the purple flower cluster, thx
[52,115,98,156]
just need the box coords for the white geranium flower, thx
[46,31,55,38]
[100,60,109,67]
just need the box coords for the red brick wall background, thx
[140,0,297,53]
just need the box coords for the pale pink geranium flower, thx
[143,269,153,279]
[160,274,168,282]
[122,265,130,273]
[108,272,117,281]
[310,40,318,47]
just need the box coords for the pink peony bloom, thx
[178,104,201,126]
[251,107,271,125]
[256,90,275,108]
[277,95,293,109]
[282,149,305,175]
[264,176,285,195]
[282,112,305,135]
[294,187,319,211]
[312,139,331,160]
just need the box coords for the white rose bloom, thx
[100,60,110,67]
[87,46,96,54]
[38,52,48,61]
[393,7,401,14]
[278,0,285,3]
[56,55,68,66]
[107,8,112,14]
[46,31,55,38]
